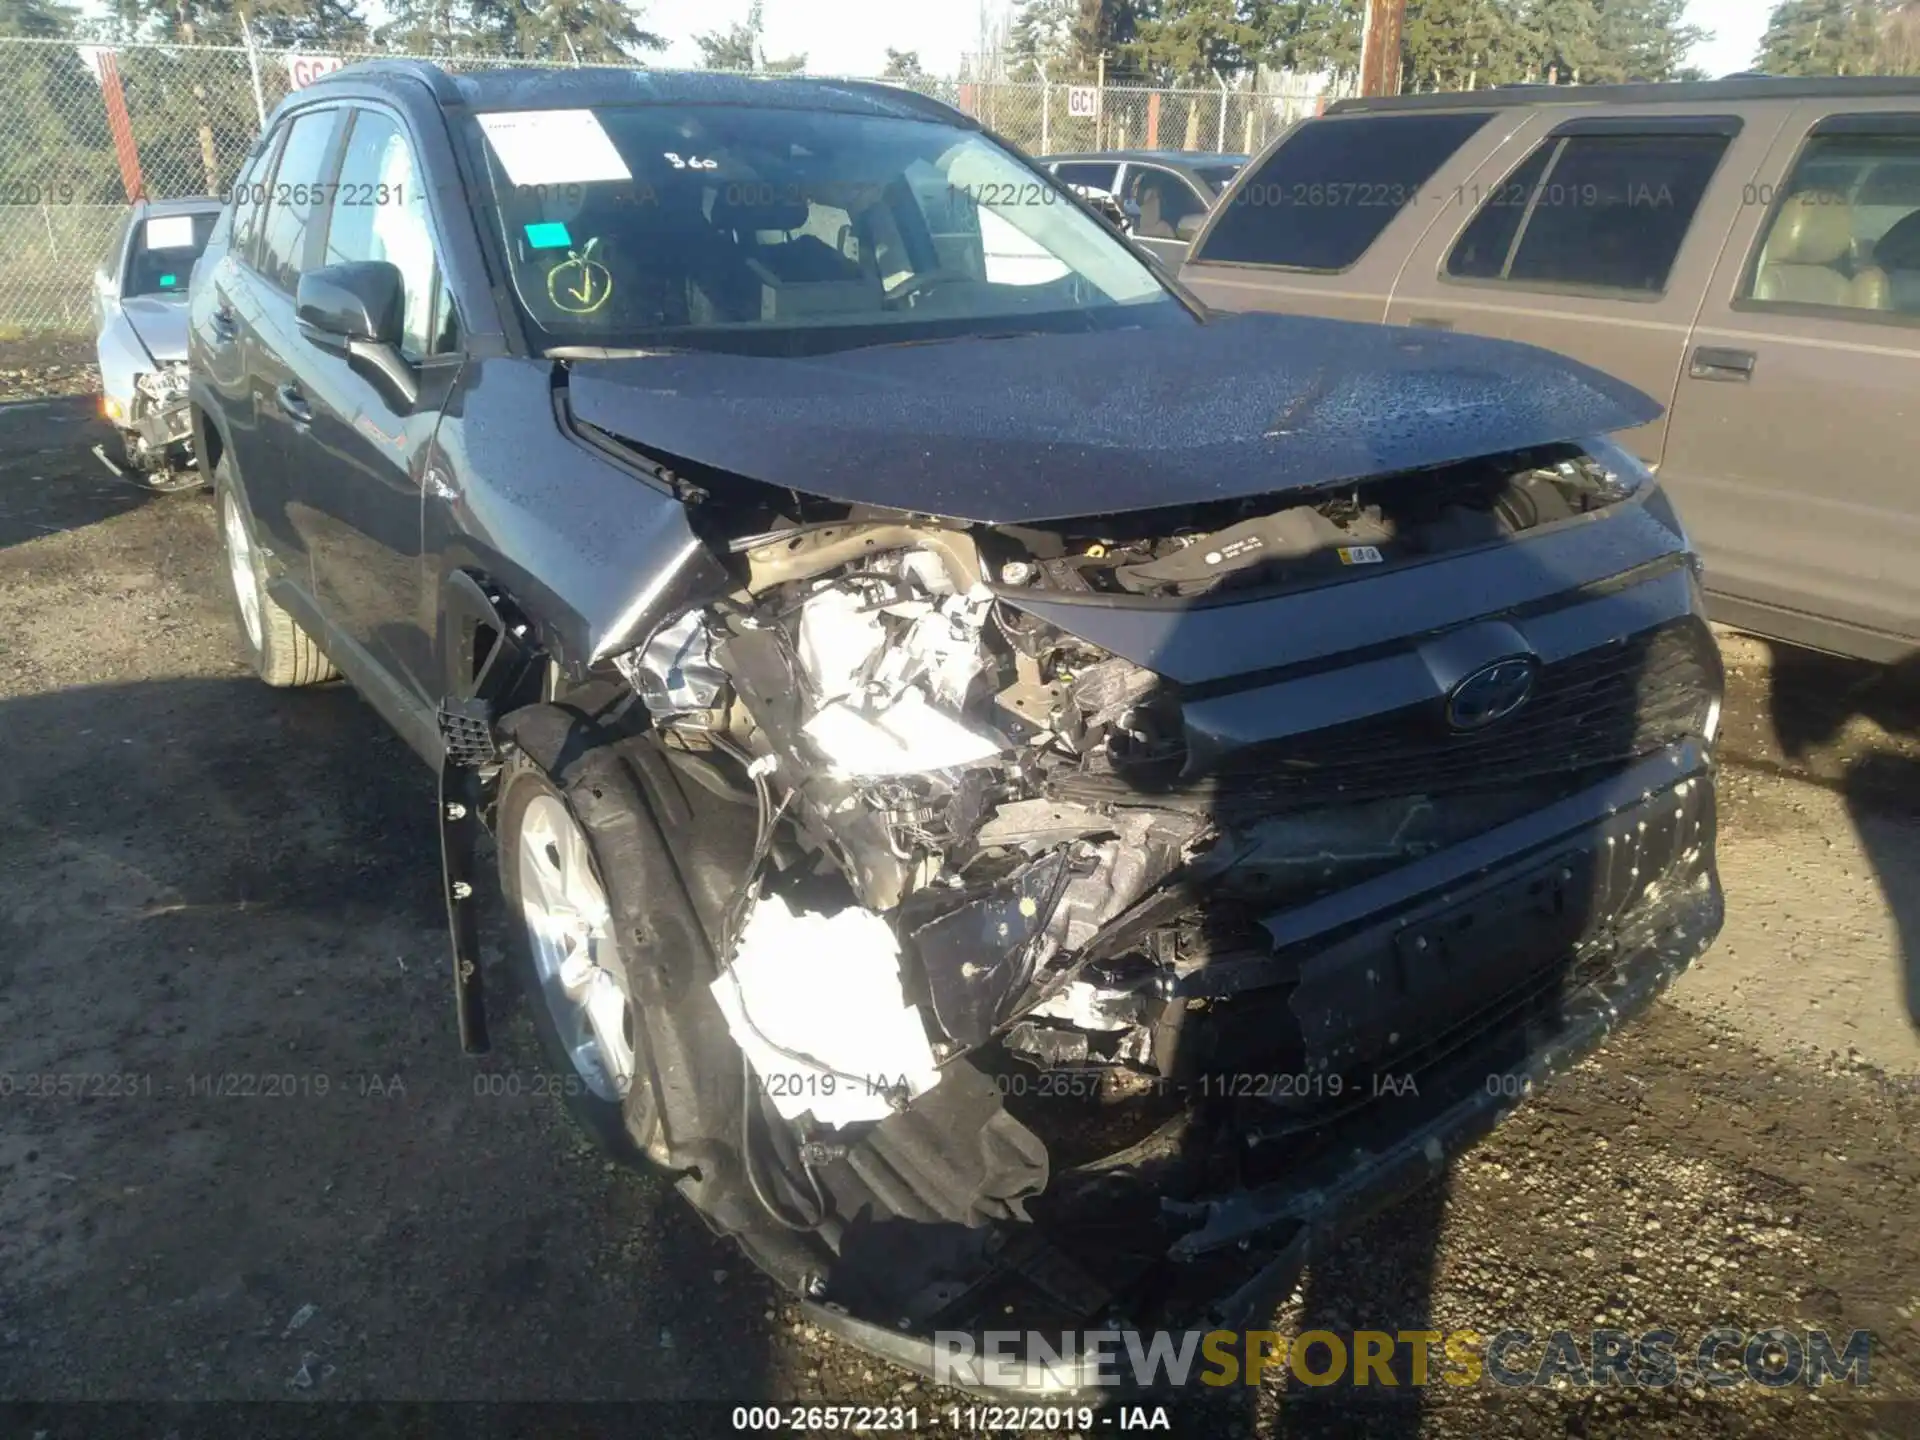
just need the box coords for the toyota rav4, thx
[187,60,1724,1395]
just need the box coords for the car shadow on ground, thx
[1760,642,1920,1040]
[0,395,164,551]
[0,675,777,1406]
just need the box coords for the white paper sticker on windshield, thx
[145,215,196,250]
[477,110,632,188]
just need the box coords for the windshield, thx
[123,210,217,299]
[469,103,1186,355]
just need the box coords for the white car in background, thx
[92,196,224,491]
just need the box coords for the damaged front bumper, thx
[798,742,1720,1400]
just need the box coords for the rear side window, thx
[256,107,342,291]
[231,129,283,268]
[1194,112,1493,271]
[1446,132,1731,295]
[1741,127,1920,318]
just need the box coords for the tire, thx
[213,456,337,687]
[495,753,656,1160]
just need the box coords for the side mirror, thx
[297,261,404,346]
[1175,213,1205,242]
[296,260,417,409]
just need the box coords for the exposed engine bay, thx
[610,444,1675,1139]
[530,410,1722,1363]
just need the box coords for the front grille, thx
[1060,620,1715,819]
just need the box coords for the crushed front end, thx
[609,437,1723,1394]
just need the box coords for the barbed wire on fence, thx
[0,34,1341,334]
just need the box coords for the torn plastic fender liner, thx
[494,703,831,1293]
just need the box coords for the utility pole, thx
[1096,51,1106,149]
[1358,0,1407,98]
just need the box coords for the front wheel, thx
[496,759,649,1157]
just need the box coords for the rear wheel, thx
[214,457,337,687]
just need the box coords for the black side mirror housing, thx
[295,261,418,409]
[297,261,405,347]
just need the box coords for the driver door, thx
[295,104,465,699]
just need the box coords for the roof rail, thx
[1327,73,1920,115]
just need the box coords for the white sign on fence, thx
[284,54,345,89]
[1067,86,1098,119]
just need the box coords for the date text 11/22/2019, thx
[729,1405,1173,1431]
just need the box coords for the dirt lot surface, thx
[2,373,1917,1438]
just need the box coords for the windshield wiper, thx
[544,345,690,360]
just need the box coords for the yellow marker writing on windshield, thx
[547,237,613,315]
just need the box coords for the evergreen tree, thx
[1590,0,1705,80]
[1133,0,1260,82]
[1755,0,1882,74]
[882,47,925,77]
[694,1,803,72]
[0,0,78,36]
[1074,0,1140,74]
[1009,0,1079,70]
[511,0,664,62]
[1404,0,1535,89]
[1525,0,1601,81]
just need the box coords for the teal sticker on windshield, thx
[524,221,572,250]
[159,273,177,287]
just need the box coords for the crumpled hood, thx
[121,295,189,364]
[565,312,1660,526]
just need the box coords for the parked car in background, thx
[190,59,1721,1395]
[1037,149,1246,264]
[1180,76,1920,664]
[92,196,223,491]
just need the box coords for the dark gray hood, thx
[122,295,190,364]
[565,312,1660,526]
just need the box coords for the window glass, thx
[1194,112,1492,270]
[1054,161,1120,193]
[1745,130,1920,315]
[1503,134,1727,292]
[431,280,461,352]
[323,109,443,354]
[473,105,1177,354]
[1123,166,1206,239]
[231,129,283,267]
[124,209,218,297]
[1445,145,1555,279]
[1192,162,1243,193]
[257,108,342,290]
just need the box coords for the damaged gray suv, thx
[188,61,1724,1392]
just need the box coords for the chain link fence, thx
[0,35,1339,334]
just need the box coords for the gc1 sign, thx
[1067,86,1098,118]
[284,53,345,89]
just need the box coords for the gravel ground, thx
[1,362,1917,1438]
